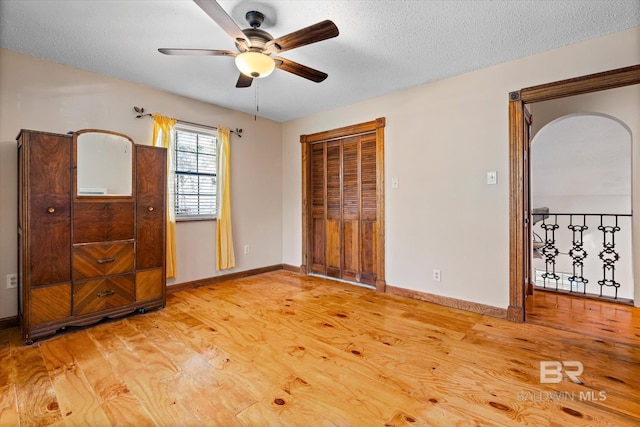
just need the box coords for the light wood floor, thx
[1,271,638,426]
[526,289,640,346]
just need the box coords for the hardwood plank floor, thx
[1,271,638,426]
[526,289,640,346]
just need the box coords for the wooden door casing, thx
[508,64,640,322]
[523,107,533,297]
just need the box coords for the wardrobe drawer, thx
[73,241,134,280]
[73,274,135,316]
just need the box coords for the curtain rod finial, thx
[133,106,153,119]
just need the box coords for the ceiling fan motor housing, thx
[236,27,274,53]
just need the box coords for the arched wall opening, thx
[530,113,633,300]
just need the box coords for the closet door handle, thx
[147,206,154,212]
[96,257,115,264]
[47,207,56,213]
[97,290,115,297]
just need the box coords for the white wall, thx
[281,27,640,309]
[0,49,283,319]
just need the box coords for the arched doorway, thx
[529,113,633,302]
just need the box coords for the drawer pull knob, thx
[47,207,55,213]
[97,290,115,297]
[96,257,116,264]
[147,206,154,212]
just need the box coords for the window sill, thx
[176,216,217,222]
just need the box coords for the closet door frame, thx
[301,117,386,291]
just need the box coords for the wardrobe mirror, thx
[75,130,134,196]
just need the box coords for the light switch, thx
[392,177,399,188]
[487,171,497,185]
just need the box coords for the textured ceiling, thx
[1,0,639,122]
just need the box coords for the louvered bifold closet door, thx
[342,136,360,282]
[310,143,326,274]
[325,140,342,278]
[359,133,377,285]
[309,132,378,285]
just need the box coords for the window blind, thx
[174,128,217,218]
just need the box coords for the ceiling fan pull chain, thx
[254,80,259,121]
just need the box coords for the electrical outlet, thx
[432,269,441,282]
[6,273,17,289]
[244,245,250,255]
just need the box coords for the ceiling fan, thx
[159,0,339,88]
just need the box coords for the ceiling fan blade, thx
[274,57,328,83]
[266,20,338,54]
[193,0,251,48]
[236,73,254,88]
[158,48,236,56]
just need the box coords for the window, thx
[534,268,585,293]
[173,125,217,220]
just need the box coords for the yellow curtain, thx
[216,126,235,270]
[152,114,178,278]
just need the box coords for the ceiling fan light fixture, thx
[235,51,275,78]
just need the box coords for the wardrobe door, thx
[135,145,166,302]
[19,130,72,343]
[28,133,72,286]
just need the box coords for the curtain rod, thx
[133,106,242,138]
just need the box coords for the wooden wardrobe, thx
[302,118,385,289]
[17,129,166,343]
